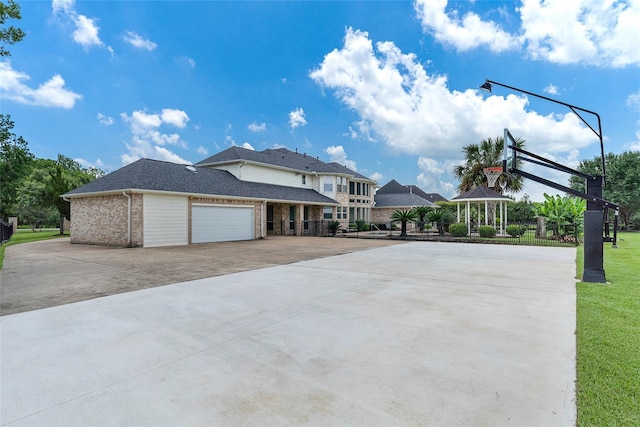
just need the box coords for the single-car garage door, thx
[191,204,254,244]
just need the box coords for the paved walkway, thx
[1,241,577,426]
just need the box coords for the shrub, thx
[355,219,366,231]
[328,220,341,235]
[506,224,526,237]
[449,223,468,237]
[478,225,496,238]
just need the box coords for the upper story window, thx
[323,176,333,192]
[302,174,306,185]
[349,181,355,195]
[337,177,347,192]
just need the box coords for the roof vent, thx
[185,165,197,173]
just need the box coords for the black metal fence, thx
[335,221,581,247]
[1,220,14,244]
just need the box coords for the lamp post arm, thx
[485,79,606,185]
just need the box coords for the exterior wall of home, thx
[211,163,241,179]
[372,207,418,231]
[70,194,144,247]
[372,207,395,225]
[189,197,262,240]
[238,164,308,188]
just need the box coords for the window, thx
[323,176,333,192]
[349,182,355,195]
[357,182,361,195]
[338,177,347,192]
[337,206,347,219]
[323,207,333,219]
[302,174,306,185]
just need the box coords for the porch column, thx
[296,204,304,236]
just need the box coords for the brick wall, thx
[70,194,130,246]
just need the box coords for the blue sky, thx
[2,0,639,201]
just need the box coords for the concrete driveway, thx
[1,239,577,426]
[1,237,400,315]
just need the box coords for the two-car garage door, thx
[143,195,254,247]
[191,204,254,244]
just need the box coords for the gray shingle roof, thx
[451,186,512,202]
[196,147,374,181]
[376,180,448,202]
[64,158,338,205]
[374,193,436,208]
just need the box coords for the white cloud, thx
[52,0,74,16]
[72,15,103,49]
[161,108,190,128]
[325,145,357,171]
[124,31,157,51]
[196,146,208,156]
[627,90,640,112]
[120,108,190,165]
[289,107,307,129]
[248,122,267,132]
[242,142,255,150]
[174,56,196,69]
[414,0,521,53]
[311,28,601,201]
[544,84,560,95]
[518,0,640,67]
[369,172,384,183]
[416,156,456,197]
[52,0,112,52]
[0,61,82,108]
[415,0,640,68]
[97,112,113,125]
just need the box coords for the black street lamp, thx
[479,79,618,283]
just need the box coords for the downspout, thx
[123,191,131,247]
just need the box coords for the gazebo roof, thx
[451,186,513,203]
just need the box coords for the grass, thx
[576,232,640,426]
[0,230,69,270]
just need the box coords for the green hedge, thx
[448,223,468,237]
[506,224,527,237]
[478,225,496,238]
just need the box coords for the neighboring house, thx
[64,147,376,247]
[371,180,440,229]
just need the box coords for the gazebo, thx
[451,186,513,236]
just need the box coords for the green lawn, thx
[576,232,640,426]
[0,230,68,270]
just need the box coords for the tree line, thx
[0,114,104,232]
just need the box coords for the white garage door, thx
[143,194,188,248]
[191,204,254,244]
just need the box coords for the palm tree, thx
[453,136,525,194]
[412,206,432,232]
[390,209,418,237]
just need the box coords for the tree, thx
[427,207,454,236]
[453,136,525,194]
[15,159,58,229]
[43,155,104,234]
[1,114,34,219]
[390,209,418,237]
[535,193,586,239]
[509,194,537,222]
[0,0,26,57]
[412,206,432,232]
[569,151,640,228]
